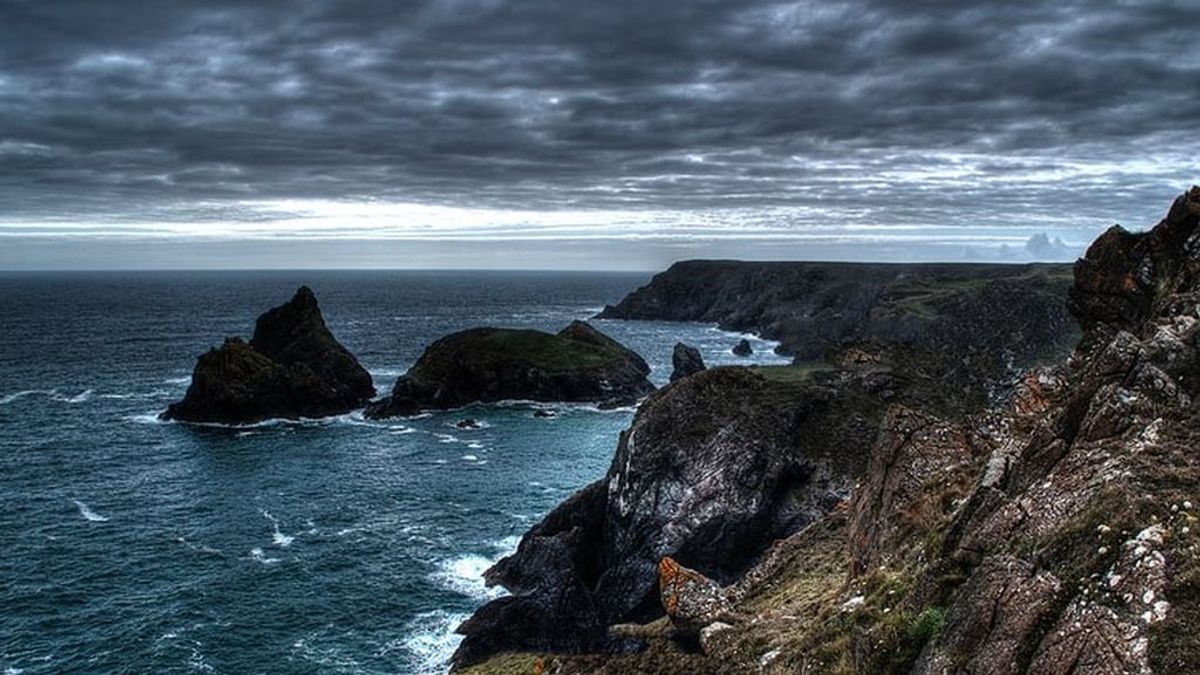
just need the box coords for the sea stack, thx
[365,320,654,418]
[669,342,706,381]
[162,286,375,424]
[732,338,753,356]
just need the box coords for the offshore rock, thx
[669,342,706,382]
[732,338,753,356]
[365,321,653,418]
[162,286,374,424]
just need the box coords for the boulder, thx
[162,287,374,424]
[366,321,653,418]
[732,339,753,357]
[669,343,706,382]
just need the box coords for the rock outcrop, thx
[366,321,653,418]
[669,343,706,382]
[454,364,899,667]
[732,338,753,356]
[162,287,374,424]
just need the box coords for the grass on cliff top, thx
[414,328,630,376]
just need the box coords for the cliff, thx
[365,321,654,418]
[459,189,1200,674]
[598,261,1077,374]
[163,286,375,424]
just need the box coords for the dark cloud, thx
[0,0,1195,266]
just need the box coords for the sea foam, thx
[73,499,109,522]
[402,610,470,675]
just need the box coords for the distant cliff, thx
[599,260,1076,358]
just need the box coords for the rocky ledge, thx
[365,321,654,418]
[162,286,374,424]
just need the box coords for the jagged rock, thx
[669,343,706,382]
[914,187,1200,673]
[365,321,653,418]
[454,366,891,668]
[732,339,753,357]
[847,405,980,575]
[162,287,374,424]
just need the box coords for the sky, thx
[0,0,1196,270]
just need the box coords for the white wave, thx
[434,433,460,444]
[461,454,478,462]
[466,441,485,450]
[390,426,417,435]
[369,368,405,378]
[249,548,280,565]
[431,554,505,601]
[176,536,223,557]
[73,499,108,522]
[164,376,192,385]
[402,610,469,675]
[0,389,55,405]
[125,411,169,425]
[58,389,94,404]
[261,510,294,547]
[100,389,171,400]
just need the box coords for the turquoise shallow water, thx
[0,271,788,674]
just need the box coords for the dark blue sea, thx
[0,271,788,674]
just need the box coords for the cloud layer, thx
[0,0,1196,267]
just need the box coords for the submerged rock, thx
[162,286,374,424]
[366,321,653,418]
[456,418,481,429]
[669,343,706,382]
[731,338,753,357]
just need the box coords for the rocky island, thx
[365,321,654,418]
[162,286,375,424]
[456,189,1200,673]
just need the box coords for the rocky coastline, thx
[457,190,1200,673]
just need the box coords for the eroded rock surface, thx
[669,342,706,382]
[163,287,374,424]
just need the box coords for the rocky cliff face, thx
[453,350,959,668]
[459,190,1200,675]
[365,321,653,418]
[598,261,1078,381]
[163,287,375,424]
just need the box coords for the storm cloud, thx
[0,0,1196,268]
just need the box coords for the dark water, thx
[0,271,788,674]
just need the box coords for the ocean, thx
[0,271,789,674]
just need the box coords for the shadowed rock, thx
[366,321,653,418]
[162,286,374,424]
[732,338,753,356]
[669,343,706,382]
